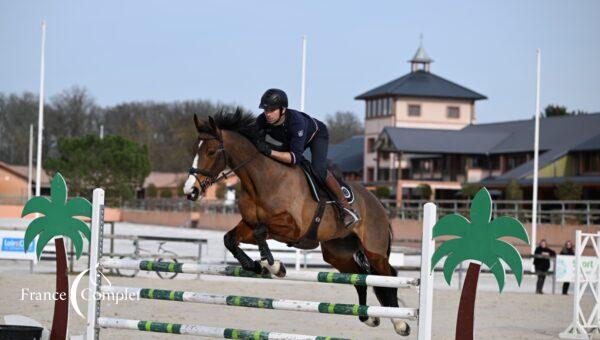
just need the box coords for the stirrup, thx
[343,207,360,228]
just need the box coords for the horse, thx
[182,109,409,336]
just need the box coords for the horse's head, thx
[183,114,227,201]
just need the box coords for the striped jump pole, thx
[102,285,418,320]
[98,317,350,340]
[100,258,420,289]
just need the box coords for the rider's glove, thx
[256,141,272,156]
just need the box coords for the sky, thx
[1,1,599,123]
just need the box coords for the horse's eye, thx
[207,150,216,156]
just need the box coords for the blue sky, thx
[1,1,599,123]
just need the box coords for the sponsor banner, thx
[0,230,37,262]
[556,254,599,282]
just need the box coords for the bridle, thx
[187,132,254,195]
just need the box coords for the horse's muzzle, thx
[186,187,200,201]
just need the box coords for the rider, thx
[255,88,359,228]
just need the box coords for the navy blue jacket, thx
[256,109,322,165]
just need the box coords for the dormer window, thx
[408,104,421,117]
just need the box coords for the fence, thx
[381,199,600,226]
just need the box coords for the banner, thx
[555,254,599,283]
[0,230,37,263]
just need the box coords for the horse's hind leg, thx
[253,224,286,277]
[321,237,380,328]
[365,250,410,336]
[224,220,263,274]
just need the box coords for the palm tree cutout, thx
[21,172,92,340]
[430,187,529,340]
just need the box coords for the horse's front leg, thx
[223,220,263,274]
[254,223,287,278]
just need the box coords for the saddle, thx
[289,160,355,250]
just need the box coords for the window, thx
[387,98,393,115]
[583,153,600,173]
[367,138,376,153]
[447,106,460,119]
[367,167,374,182]
[408,104,421,117]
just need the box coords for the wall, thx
[0,167,28,197]
[395,97,473,129]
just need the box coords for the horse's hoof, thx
[260,260,286,277]
[392,319,410,336]
[275,262,286,278]
[362,317,380,328]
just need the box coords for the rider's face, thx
[265,108,284,124]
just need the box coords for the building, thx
[377,110,600,201]
[355,43,487,184]
[327,135,364,181]
[0,161,50,203]
[142,171,239,200]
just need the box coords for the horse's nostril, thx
[186,187,200,201]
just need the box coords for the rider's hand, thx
[256,141,272,156]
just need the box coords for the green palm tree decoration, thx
[430,187,529,340]
[22,172,92,259]
[21,172,92,340]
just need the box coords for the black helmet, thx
[259,88,288,110]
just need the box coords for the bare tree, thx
[325,111,364,144]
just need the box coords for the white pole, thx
[100,125,104,139]
[531,48,541,254]
[299,35,307,112]
[418,202,436,340]
[86,188,105,340]
[295,35,308,270]
[28,125,34,199]
[35,21,47,197]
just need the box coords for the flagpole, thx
[28,125,34,199]
[35,20,47,197]
[299,35,307,112]
[531,48,541,254]
[295,35,308,271]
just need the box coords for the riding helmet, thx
[259,88,288,110]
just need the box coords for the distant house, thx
[327,135,364,181]
[355,42,487,184]
[376,113,600,200]
[142,171,239,200]
[0,161,50,202]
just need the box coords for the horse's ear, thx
[208,116,217,132]
[194,114,203,133]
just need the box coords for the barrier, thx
[85,188,436,339]
[560,230,600,339]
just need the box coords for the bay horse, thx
[183,109,409,336]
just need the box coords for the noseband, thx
[188,133,254,194]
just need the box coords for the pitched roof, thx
[143,172,188,188]
[355,70,487,101]
[382,112,600,180]
[382,127,509,154]
[0,161,51,186]
[410,46,433,63]
[327,136,364,173]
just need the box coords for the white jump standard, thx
[86,188,436,339]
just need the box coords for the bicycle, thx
[114,239,179,279]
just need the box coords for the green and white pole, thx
[100,258,420,288]
[101,285,418,320]
[98,317,350,340]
